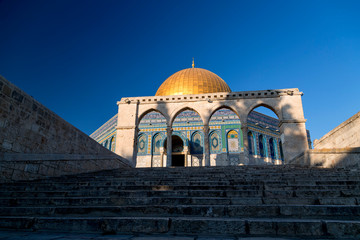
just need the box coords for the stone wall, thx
[0,76,133,181]
[0,153,131,182]
[289,148,360,168]
[314,111,360,149]
[0,75,115,155]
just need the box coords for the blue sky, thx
[1,0,359,142]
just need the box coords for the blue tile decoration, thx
[91,108,286,162]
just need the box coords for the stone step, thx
[0,216,359,238]
[0,189,263,198]
[4,188,357,198]
[2,205,360,219]
[3,184,360,194]
[75,173,360,179]
[6,178,360,188]
[1,196,357,207]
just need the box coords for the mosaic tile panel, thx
[227,130,239,152]
[191,131,203,154]
[137,134,147,155]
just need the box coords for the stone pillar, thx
[279,120,308,163]
[160,147,164,167]
[184,146,189,167]
[166,126,172,167]
[115,101,138,167]
[278,90,309,163]
[203,124,210,166]
[241,125,249,164]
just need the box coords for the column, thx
[166,126,172,167]
[160,147,164,167]
[184,146,189,167]
[203,124,210,166]
[241,124,249,165]
[263,136,272,164]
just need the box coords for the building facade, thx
[91,65,308,167]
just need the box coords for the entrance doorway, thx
[172,154,185,166]
[164,135,185,167]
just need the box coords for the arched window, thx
[269,138,275,159]
[104,140,108,149]
[152,133,162,155]
[259,135,265,158]
[227,130,239,153]
[279,140,284,161]
[191,131,203,154]
[247,131,254,155]
[109,137,114,151]
[137,134,147,155]
[210,131,221,153]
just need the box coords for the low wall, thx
[314,111,360,149]
[0,76,116,155]
[289,148,360,168]
[0,153,132,182]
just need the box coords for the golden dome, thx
[155,67,231,96]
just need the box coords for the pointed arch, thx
[137,108,169,126]
[246,103,281,121]
[170,106,204,127]
[207,104,241,125]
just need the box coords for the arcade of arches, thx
[136,108,285,167]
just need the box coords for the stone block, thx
[2,140,12,150]
[326,221,360,238]
[171,218,246,235]
[276,221,295,236]
[294,221,323,236]
[2,84,11,97]
[248,220,276,235]
[11,90,24,103]
[133,236,194,240]
[24,164,39,174]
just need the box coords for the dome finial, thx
[192,58,195,68]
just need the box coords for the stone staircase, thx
[0,165,360,238]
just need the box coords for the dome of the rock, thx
[155,67,231,96]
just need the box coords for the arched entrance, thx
[164,135,185,167]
